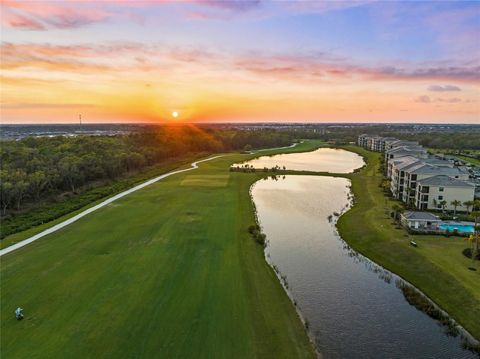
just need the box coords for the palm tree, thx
[392,204,404,221]
[474,199,480,212]
[451,200,462,216]
[463,200,474,214]
[440,200,447,213]
[467,211,480,269]
[381,179,391,193]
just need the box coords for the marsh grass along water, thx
[252,175,477,359]
[235,148,364,173]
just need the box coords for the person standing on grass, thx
[15,307,23,320]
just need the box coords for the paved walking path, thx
[0,155,225,257]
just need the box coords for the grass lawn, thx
[457,155,480,167]
[0,152,210,245]
[337,146,480,340]
[0,140,323,359]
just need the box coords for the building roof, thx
[417,175,475,187]
[409,164,465,176]
[389,140,419,148]
[423,157,455,168]
[396,159,425,171]
[390,156,418,167]
[386,146,426,154]
[402,211,441,221]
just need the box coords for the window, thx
[439,187,444,192]
[438,196,443,200]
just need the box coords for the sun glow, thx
[172,111,179,119]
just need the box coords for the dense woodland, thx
[0,126,292,226]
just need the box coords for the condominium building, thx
[358,134,477,212]
[385,147,428,177]
[357,135,397,152]
[415,175,475,211]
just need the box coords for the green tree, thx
[29,170,48,200]
[392,204,404,221]
[439,200,447,213]
[464,200,474,214]
[451,200,462,216]
[59,156,82,192]
[0,171,14,215]
[10,170,29,210]
[467,211,480,269]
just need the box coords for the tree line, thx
[0,126,293,217]
[313,125,480,150]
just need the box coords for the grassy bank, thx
[337,146,480,340]
[0,140,323,359]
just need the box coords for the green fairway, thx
[337,146,480,340]
[1,141,322,359]
[180,175,230,187]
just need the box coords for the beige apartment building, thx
[415,175,475,211]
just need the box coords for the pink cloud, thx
[236,53,480,83]
[414,95,431,103]
[1,0,113,30]
[1,11,45,30]
[2,41,480,85]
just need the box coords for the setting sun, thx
[172,111,179,119]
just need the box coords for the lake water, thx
[252,175,477,359]
[235,148,364,173]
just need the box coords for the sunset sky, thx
[1,0,479,124]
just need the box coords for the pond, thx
[235,148,364,173]
[252,175,477,359]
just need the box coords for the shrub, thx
[248,224,260,234]
[248,224,266,246]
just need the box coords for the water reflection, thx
[252,175,478,359]
[235,148,364,173]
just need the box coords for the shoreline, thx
[335,186,480,348]
[336,145,480,344]
[249,181,322,359]
[247,147,479,355]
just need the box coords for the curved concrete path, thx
[0,155,225,257]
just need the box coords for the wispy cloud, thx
[196,0,261,12]
[1,0,112,30]
[414,96,465,104]
[3,41,479,85]
[1,11,45,30]
[435,97,462,103]
[427,84,461,92]
[414,95,431,103]
[236,52,480,83]
[2,102,96,109]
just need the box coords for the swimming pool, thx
[439,224,475,234]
